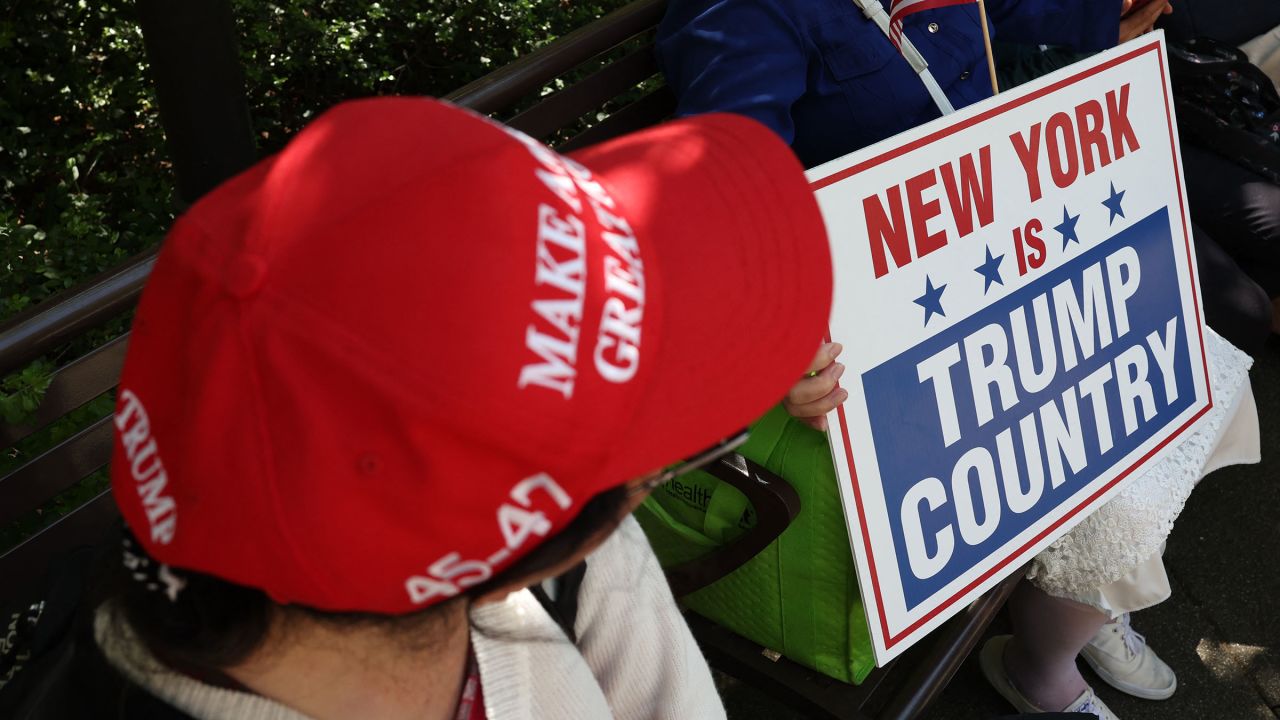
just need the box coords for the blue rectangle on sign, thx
[863,208,1195,610]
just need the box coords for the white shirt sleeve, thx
[573,515,728,720]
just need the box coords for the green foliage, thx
[2,0,628,324]
[230,1,632,155]
[1,1,172,319]
[0,360,53,424]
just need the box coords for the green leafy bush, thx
[3,0,629,320]
[231,1,633,155]
[1,2,170,316]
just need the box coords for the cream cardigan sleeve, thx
[572,515,727,720]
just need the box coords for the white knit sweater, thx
[94,516,727,720]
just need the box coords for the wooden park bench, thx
[0,1,1019,717]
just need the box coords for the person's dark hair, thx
[105,485,632,674]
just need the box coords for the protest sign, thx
[811,35,1211,664]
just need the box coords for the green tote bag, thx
[634,405,876,684]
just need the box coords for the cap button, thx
[225,252,267,299]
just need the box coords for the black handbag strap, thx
[528,561,587,644]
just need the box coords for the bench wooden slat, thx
[0,417,113,528]
[505,45,660,141]
[558,86,677,152]
[0,334,128,448]
[0,490,117,608]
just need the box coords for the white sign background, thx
[810,35,1212,664]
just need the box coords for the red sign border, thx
[811,39,1214,652]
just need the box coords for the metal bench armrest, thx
[878,570,1023,720]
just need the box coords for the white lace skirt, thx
[1026,329,1260,613]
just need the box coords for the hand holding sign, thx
[784,343,847,431]
[1120,0,1172,42]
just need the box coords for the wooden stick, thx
[976,0,1000,95]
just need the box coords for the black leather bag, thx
[1169,37,1280,185]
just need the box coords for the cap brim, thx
[570,113,834,481]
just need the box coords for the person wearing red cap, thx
[72,98,835,720]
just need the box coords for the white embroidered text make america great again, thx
[505,128,648,399]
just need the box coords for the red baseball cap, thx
[110,97,832,613]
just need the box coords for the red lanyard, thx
[453,650,485,720]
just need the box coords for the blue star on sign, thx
[975,246,1004,294]
[1102,182,1126,224]
[914,275,947,326]
[1055,206,1081,249]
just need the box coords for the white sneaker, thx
[1062,687,1122,719]
[979,635,1121,719]
[1081,614,1177,700]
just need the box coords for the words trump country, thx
[808,35,1211,665]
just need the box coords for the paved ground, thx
[718,337,1280,719]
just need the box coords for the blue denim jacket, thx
[657,0,1120,167]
